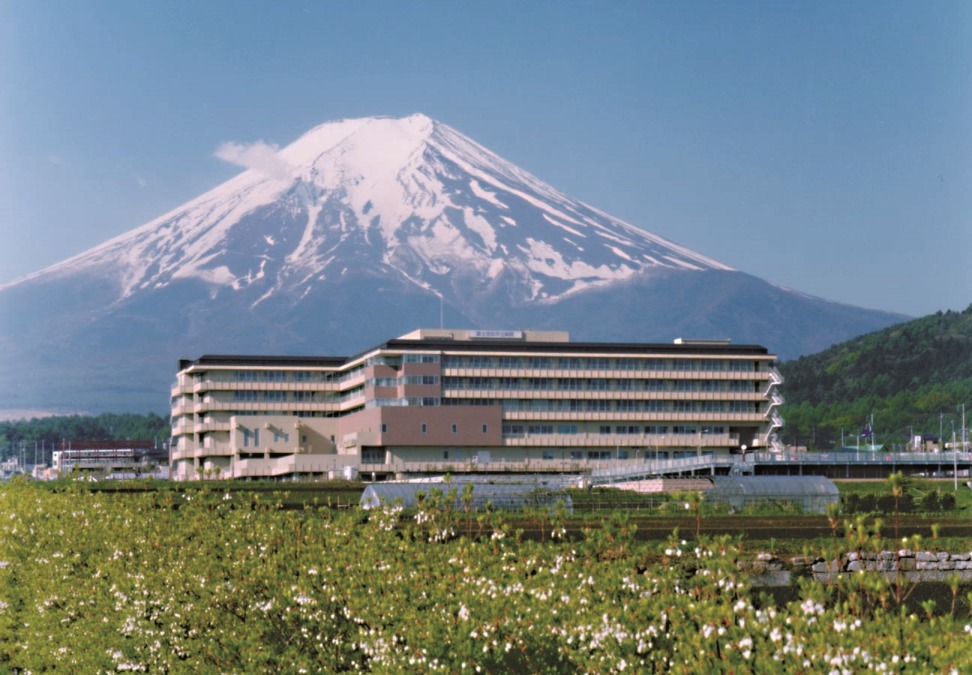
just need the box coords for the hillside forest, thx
[0,413,169,466]
[779,305,972,450]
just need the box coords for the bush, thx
[876,493,914,514]
[919,490,941,512]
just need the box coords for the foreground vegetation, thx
[1,479,970,672]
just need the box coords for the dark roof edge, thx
[179,337,772,370]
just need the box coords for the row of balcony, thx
[502,411,768,423]
[502,432,739,448]
[441,367,771,379]
[171,393,772,417]
[173,368,779,398]
[442,388,766,400]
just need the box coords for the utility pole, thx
[953,422,958,491]
[962,403,967,453]
[940,411,944,452]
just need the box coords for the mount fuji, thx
[0,114,904,414]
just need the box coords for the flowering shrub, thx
[0,479,969,672]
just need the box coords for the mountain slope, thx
[0,114,906,413]
[778,305,972,448]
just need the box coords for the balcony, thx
[502,410,767,423]
[502,432,738,448]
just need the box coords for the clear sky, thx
[1,1,969,317]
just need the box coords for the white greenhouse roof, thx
[708,476,839,497]
[361,481,573,513]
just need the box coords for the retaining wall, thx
[738,550,972,587]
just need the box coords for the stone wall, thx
[737,550,972,587]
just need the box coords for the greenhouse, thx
[360,480,573,514]
[705,476,838,514]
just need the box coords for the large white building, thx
[169,329,784,481]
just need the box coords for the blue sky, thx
[1,1,969,317]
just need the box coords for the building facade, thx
[169,329,784,481]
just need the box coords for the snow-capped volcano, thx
[0,114,905,414]
[9,114,729,306]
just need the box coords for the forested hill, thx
[1,413,170,465]
[778,305,972,448]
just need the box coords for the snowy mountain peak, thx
[4,114,733,305]
[0,114,910,413]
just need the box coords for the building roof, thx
[180,328,773,371]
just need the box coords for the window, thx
[570,451,583,460]
[599,425,611,434]
[443,450,449,459]
[556,424,578,434]
[617,450,630,460]
[421,423,427,433]
[588,357,610,370]
[362,449,384,465]
[587,450,611,460]
[482,424,488,433]
[404,353,440,363]
[527,424,554,434]
[451,424,458,433]
[263,391,286,402]
[542,450,555,460]
[380,423,387,433]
